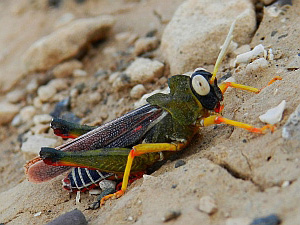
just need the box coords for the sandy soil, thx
[0,0,300,224]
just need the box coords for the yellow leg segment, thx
[202,115,275,134]
[219,82,260,94]
[219,76,282,95]
[100,142,188,206]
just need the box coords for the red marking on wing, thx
[133,125,142,132]
[53,129,79,139]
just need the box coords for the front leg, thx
[201,115,274,134]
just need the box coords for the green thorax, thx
[147,75,204,126]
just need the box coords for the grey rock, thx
[282,104,300,150]
[161,0,256,74]
[45,209,87,225]
[23,16,115,73]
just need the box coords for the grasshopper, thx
[25,21,280,207]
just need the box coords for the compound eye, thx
[191,75,210,96]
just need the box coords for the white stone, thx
[234,44,265,66]
[245,58,269,74]
[31,124,49,134]
[20,106,36,121]
[89,189,102,195]
[99,180,116,190]
[88,92,102,104]
[6,89,25,103]
[266,5,283,18]
[73,69,87,77]
[48,79,68,91]
[21,134,61,159]
[33,114,52,125]
[38,85,57,102]
[76,191,81,204]
[125,58,164,83]
[34,212,42,217]
[26,79,39,93]
[161,0,256,74]
[108,72,121,84]
[281,180,290,188]
[198,196,218,214]
[130,84,146,99]
[259,100,286,124]
[33,97,43,109]
[11,114,22,127]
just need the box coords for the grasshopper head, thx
[190,68,223,110]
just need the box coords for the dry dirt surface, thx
[0,0,300,225]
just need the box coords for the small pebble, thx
[34,211,42,217]
[234,44,265,66]
[89,189,102,195]
[130,84,146,99]
[0,102,20,125]
[76,191,81,204]
[11,114,22,127]
[99,180,116,190]
[134,37,159,56]
[112,73,131,91]
[281,180,290,188]
[73,69,87,77]
[162,210,181,222]
[20,106,36,121]
[245,58,269,74]
[33,97,43,109]
[33,114,52,125]
[249,214,281,225]
[6,89,25,103]
[31,124,49,134]
[125,58,164,83]
[282,104,300,140]
[143,174,155,181]
[52,60,83,78]
[38,85,57,102]
[45,209,87,225]
[198,196,218,214]
[259,100,286,124]
[127,216,134,221]
[26,79,39,93]
[88,92,102,104]
[21,134,61,159]
[48,79,68,91]
[174,159,186,168]
[108,72,120,84]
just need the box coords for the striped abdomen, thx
[62,168,115,192]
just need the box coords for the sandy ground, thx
[0,0,300,224]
